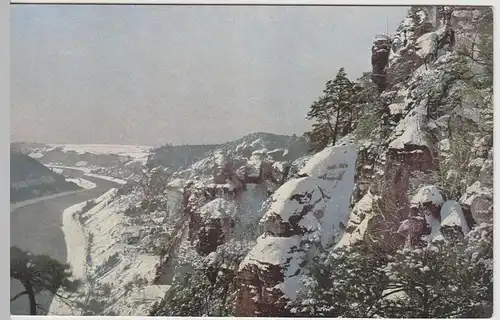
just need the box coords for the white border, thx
[6,1,499,319]
[7,0,498,5]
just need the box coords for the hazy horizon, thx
[10,131,300,147]
[11,5,409,146]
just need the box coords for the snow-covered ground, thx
[28,151,44,159]
[46,133,308,316]
[49,188,171,316]
[50,167,64,174]
[49,201,89,315]
[66,177,97,190]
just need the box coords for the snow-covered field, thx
[48,165,128,185]
[46,144,154,164]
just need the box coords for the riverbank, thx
[47,193,111,316]
[47,187,170,316]
[10,177,97,212]
[10,173,121,315]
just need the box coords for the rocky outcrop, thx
[460,181,493,225]
[342,5,493,253]
[235,145,357,316]
[147,132,308,172]
[402,185,444,245]
[152,137,305,283]
[371,35,391,92]
[186,154,281,256]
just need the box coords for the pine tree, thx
[306,67,356,152]
[10,246,81,315]
[289,243,389,317]
[289,224,493,318]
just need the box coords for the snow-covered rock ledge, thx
[236,145,357,316]
[66,177,97,190]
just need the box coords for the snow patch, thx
[50,167,64,174]
[239,234,303,270]
[199,198,236,220]
[415,32,438,59]
[28,152,44,159]
[298,145,355,180]
[389,102,405,115]
[48,165,92,174]
[411,185,444,207]
[388,95,431,150]
[440,200,470,234]
[66,177,97,190]
[252,148,268,156]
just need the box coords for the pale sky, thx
[11,5,409,146]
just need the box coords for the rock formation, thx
[235,145,357,316]
[341,5,493,252]
[371,35,391,92]
[152,136,307,284]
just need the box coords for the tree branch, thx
[10,290,28,302]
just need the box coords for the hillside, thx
[146,132,308,171]
[23,144,154,182]
[10,152,81,203]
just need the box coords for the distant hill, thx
[146,132,309,170]
[10,142,47,155]
[10,152,80,203]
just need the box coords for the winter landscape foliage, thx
[11,5,493,318]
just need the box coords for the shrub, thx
[354,109,380,140]
[289,224,493,318]
[149,241,247,316]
